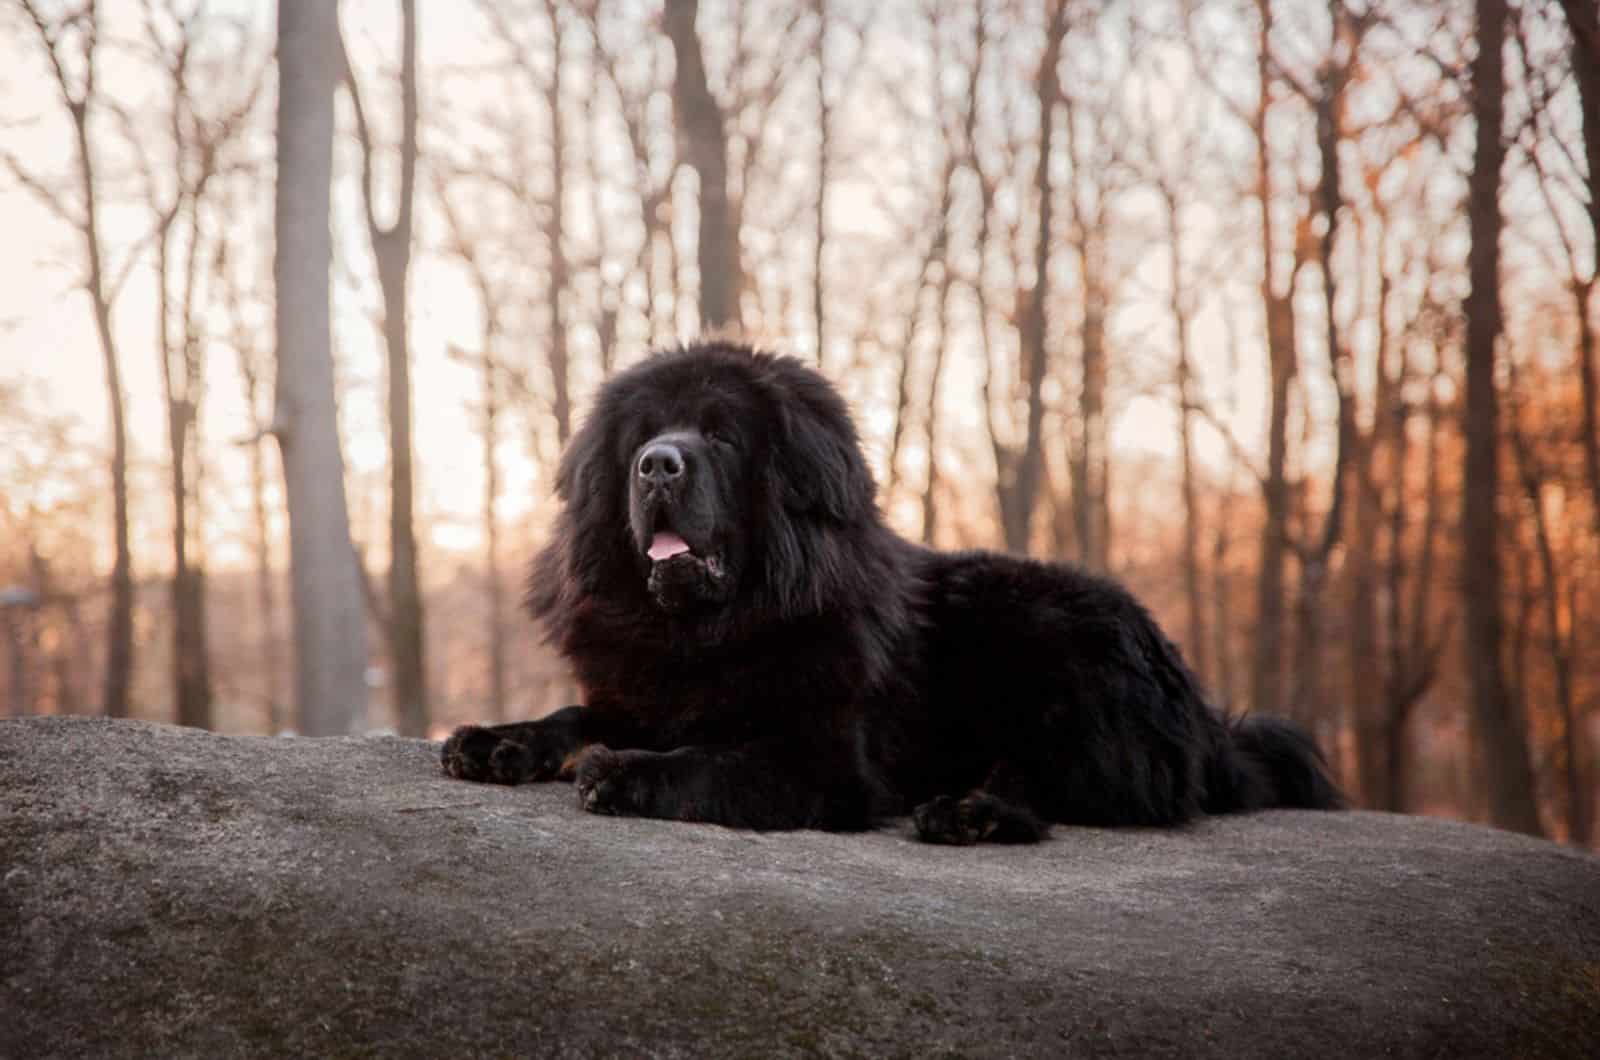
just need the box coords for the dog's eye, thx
[706,429,737,449]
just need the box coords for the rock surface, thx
[2,716,1598,1058]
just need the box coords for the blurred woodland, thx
[0,0,1596,844]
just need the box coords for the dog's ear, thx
[554,405,609,513]
[768,366,876,523]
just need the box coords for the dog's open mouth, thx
[643,522,729,611]
[647,530,692,563]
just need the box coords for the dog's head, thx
[539,342,878,623]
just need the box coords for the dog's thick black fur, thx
[442,342,1344,842]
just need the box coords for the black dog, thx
[442,342,1343,842]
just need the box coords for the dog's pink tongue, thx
[648,531,691,562]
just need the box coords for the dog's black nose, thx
[637,441,685,484]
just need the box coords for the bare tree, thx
[1379,374,1449,812]
[884,1,960,525]
[1460,0,1543,836]
[885,195,952,508]
[1552,0,1600,546]
[1508,364,1588,844]
[4,0,134,719]
[222,242,285,735]
[1184,0,1311,715]
[1284,3,1366,739]
[275,0,370,736]
[1060,81,1113,573]
[437,175,509,724]
[1348,141,1455,810]
[1249,0,1308,719]
[812,0,831,366]
[340,0,428,738]
[119,0,264,730]
[1124,54,1211,677]
[542,0,570,441]
[474,0,577,441]
[579,4,678,349]
[987,0,1067,556]
[665,0,742,332]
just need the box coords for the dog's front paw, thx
[912,795,979,845]
[573,745,634,815]
[441,725,550,784]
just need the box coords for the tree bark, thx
[1509,386,1588,844]
[544,0,571,443]
[160,221,212,730]
[886,211,944,503]
[1291,26,1358,752]
[136,13,259,731]
[1061,89,1109,573]
[343,0,428,738]
[249,406,283,734]
[1162,183,1207,680]
[1553,1,1600,545]
[1461,0,1544,836]
[152,143,222,732]
[274,0,370,736]
[483,348,507,726]
[436,174,509,725]
[1349,272,1388,806]
[1002,0,1067,556]
[11,2,137,719]
[665,0,742,332]
[812,0,829,368]
[4,605,27,718]
[1250,0,1298,719]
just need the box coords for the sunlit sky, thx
[2,0,1574,577]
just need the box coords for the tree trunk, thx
[1461,0,1543,836]
[1250,0,1297,719]
[1509,392,1588,844]
[545,0,572,443]
[1348,432,1383,805]
[4,608,27,717]
[344,0,428,738]
[812,0,829,368]
[1381,388,1446,813]
[1007,1,1066,557]
[11,3,134,719]
[1061,88,1109,573]
[275,0,371,736]
[921,239,955,547]
[250,428,283,735]
[1211,515,1236,707]
[1349,274,1390,807]
[68,43,134,721]
[95,243,134,721]
[1291,36,1357,742]
[1576,281,1600,547]
[886,232,938,503]
[1163,185,1208,681]
[665,0,741,333]
[231,267,285,735]
[1554,0,1600,544]
[158,217,213,732]
[483,339,507,726]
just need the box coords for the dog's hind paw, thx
[912,792,1046,845]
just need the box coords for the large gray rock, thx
[1,716,1597,1058]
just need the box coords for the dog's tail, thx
[1204,713,1346,814]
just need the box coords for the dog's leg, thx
[441,705,600,784]
[909,761,1047,844]
[572,743,870,831]
[910,791,1047,844]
